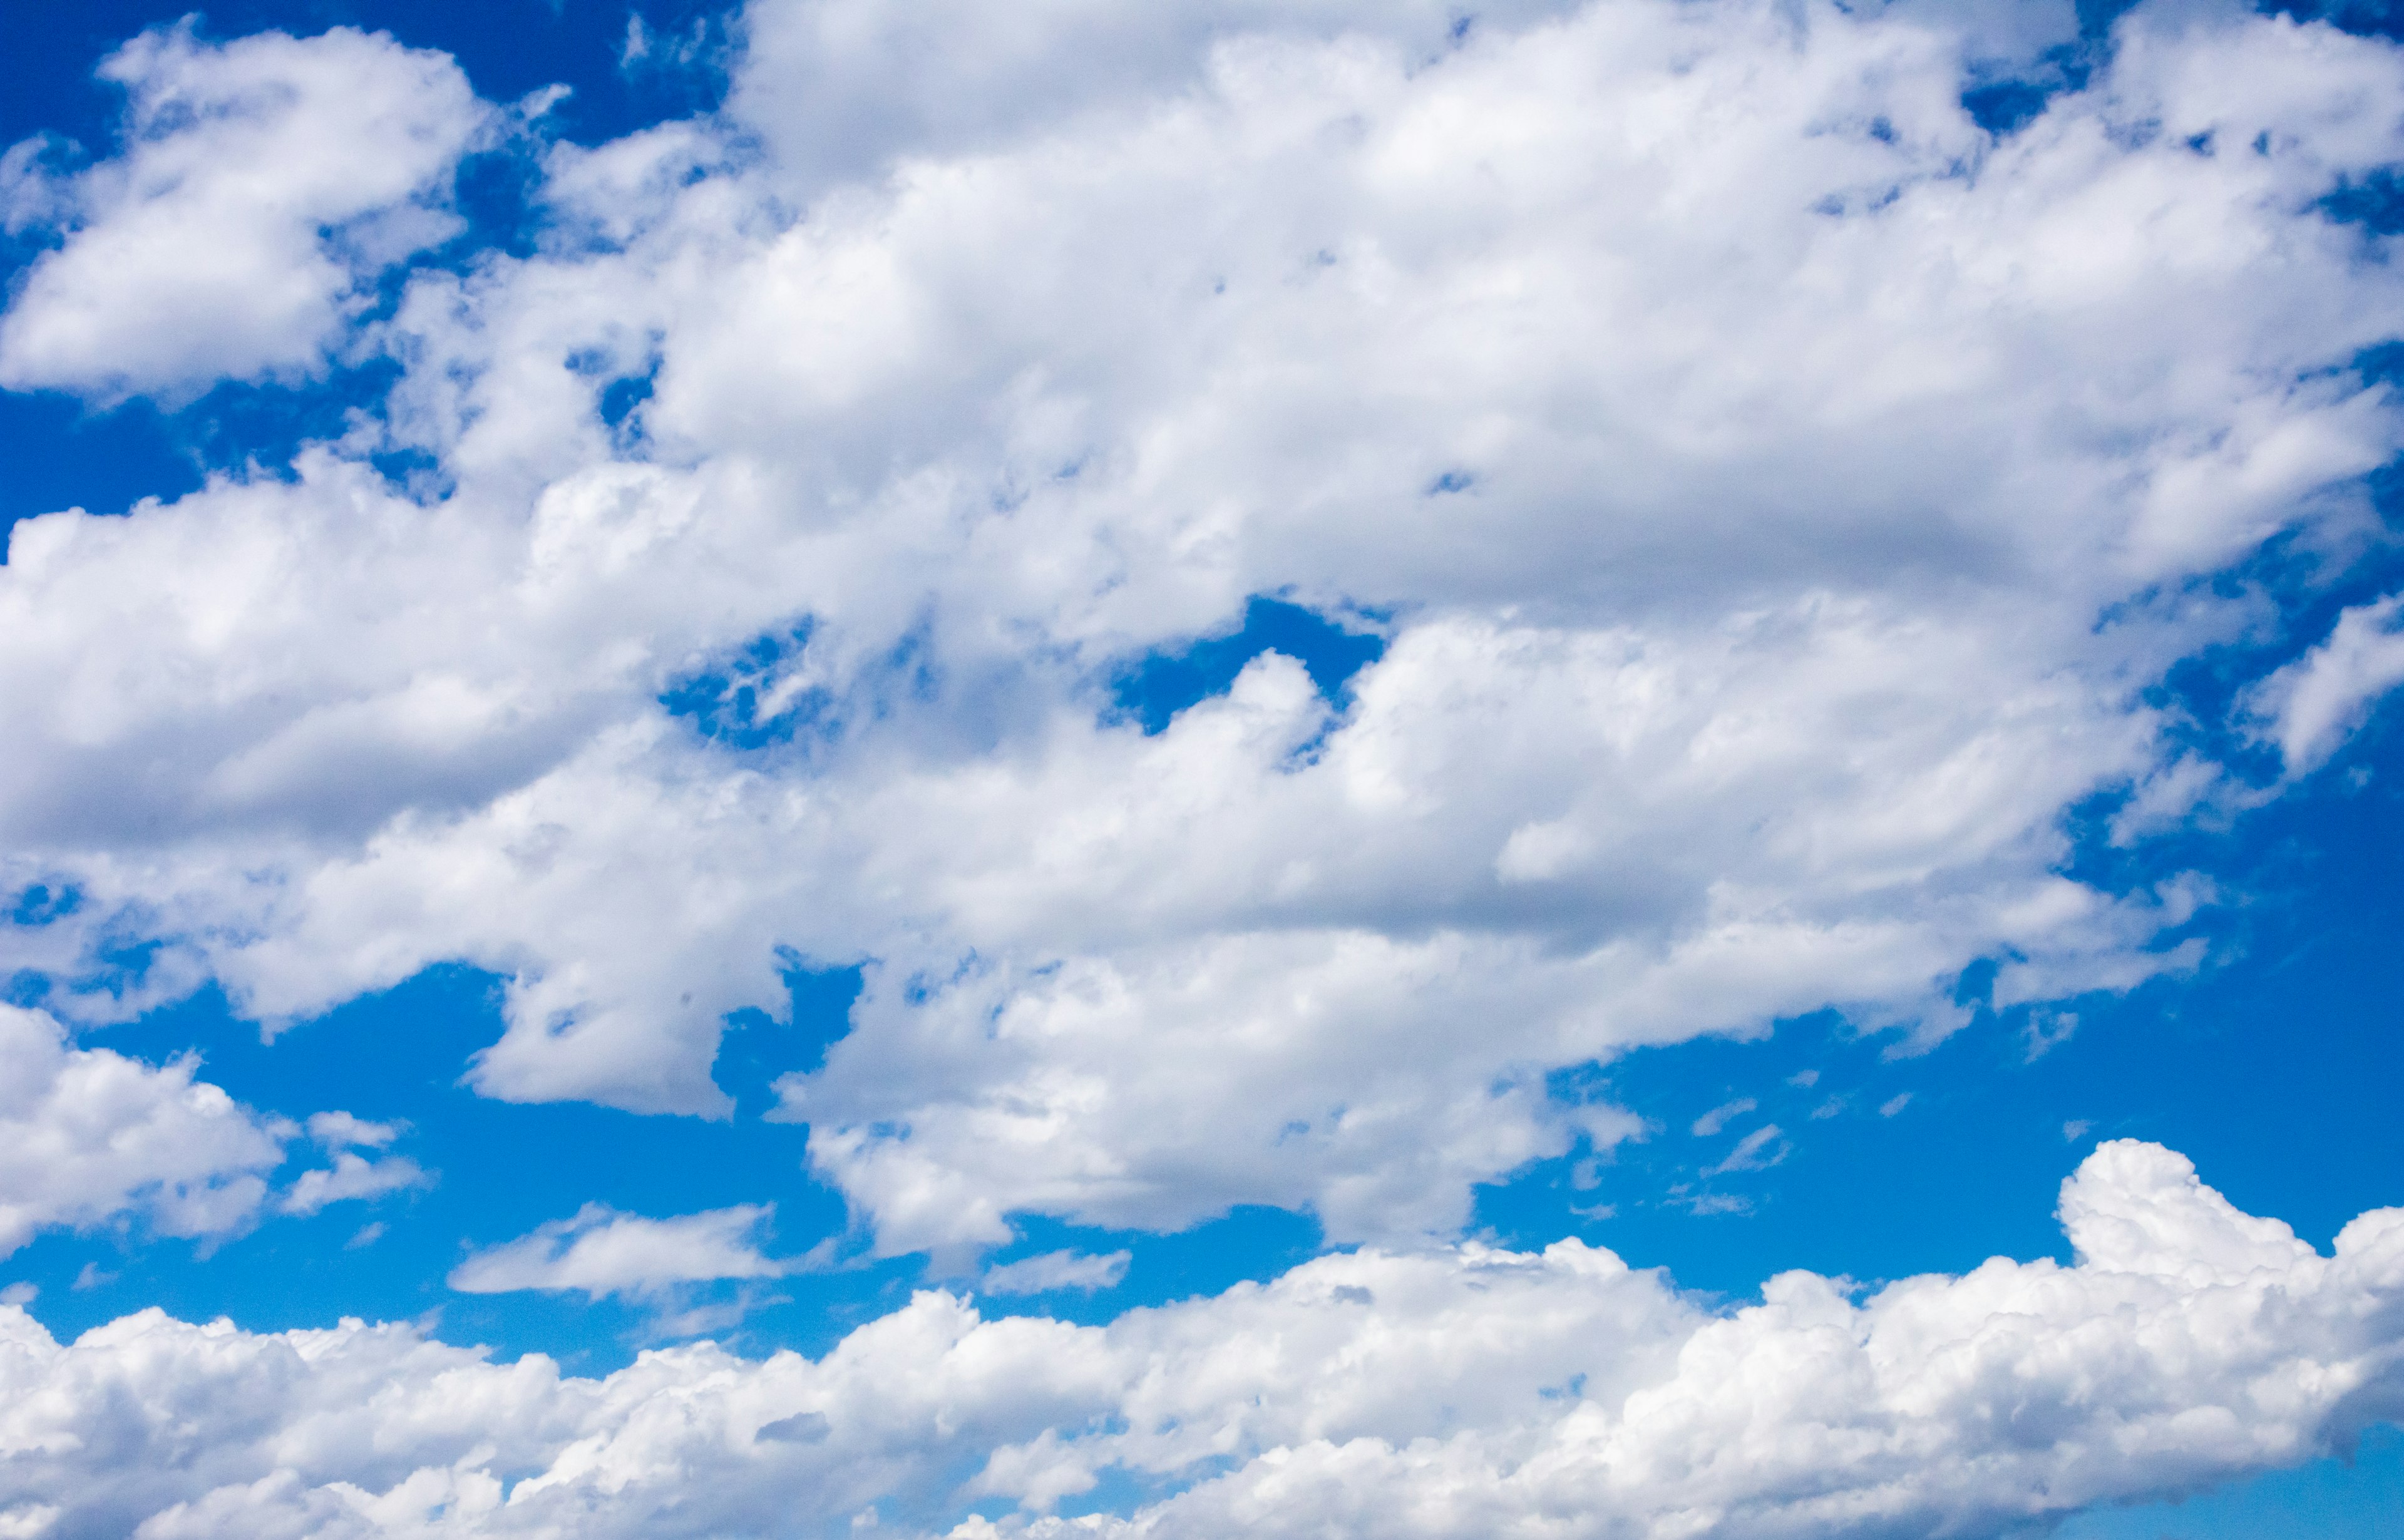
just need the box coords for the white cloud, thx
[982,1250,1133,1296]
[0,24,488,401]
[0,0,2399,1263]
[306,1111,404,1149]
[0,1004,291,1256]
[279,1151,430,1217]
[1691,1097,1757,1137]
[448,1204,794,1300]
[2250,592,2404,774]
[1707,1124,1790,1175]
[0,1143,2391,1537]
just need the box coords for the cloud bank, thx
[1,1144,2398,1538]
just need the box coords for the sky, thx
[1,0,2403,1536]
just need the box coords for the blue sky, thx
[3,2,2404,1537]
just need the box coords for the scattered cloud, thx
[1710,1125,1790,1175]
[1692,1097,1759,1138]
[448,1204,794,1300]
[981,1250,1132,1296]
[279,1151,429,1216]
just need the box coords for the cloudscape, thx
[3,1,2403,1535]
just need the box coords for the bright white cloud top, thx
[3,0,2403,1533]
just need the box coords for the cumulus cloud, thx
[1,0,2402,1265]
[0,1144,2395,1537]
[0,23,487,401]
[447,1204,795,1300]
[0,1004,291,1256]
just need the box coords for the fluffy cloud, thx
[447,1204,794,1300]
[3,0,2404,1258]
[0,1004,289,1256]
[0,24,487,401]
[0,1002,438,1255]
[0,1143,2396,1537]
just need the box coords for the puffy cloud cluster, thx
[0,1005,285,1256]
[0,1144,2395,1538]
[0,0,2394,1258]
[0,1005,414,1256]
[1,0,2401,1254]
[0,25,488,401]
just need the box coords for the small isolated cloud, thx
[1691,1097,1757,1137]
[344,1221,386,1250]
[1787,1070,1819,1089]
[1708,1125,1789,1174]
[1879,1094,1913,1118]
[305,1111,401,1149]
[2063,1119,2095,1143]
[449,1204,793,1301]
[0,1282,34,1306]
[280,1151,429,1216]
[2020,1012,2078,1063]
[71,1263,113,1291]
[980,1249,1132,1296]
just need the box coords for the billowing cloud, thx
[0,1144,2395,1537]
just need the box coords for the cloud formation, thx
[1,5,2403,1532]
[0,1144,2397,1537]
[1,0,2400,1263]
[0,24,487,401]
[0,1005,289,1256]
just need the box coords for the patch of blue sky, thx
[1109,594,1386,735]
[11,964,886,1372]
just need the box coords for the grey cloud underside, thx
[1,1144,2400,1540]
